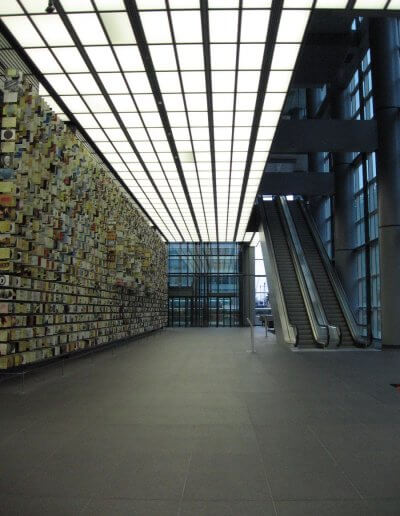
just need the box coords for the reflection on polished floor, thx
[1,327,400,515]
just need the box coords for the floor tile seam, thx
[2,421,96,487]
[179,496,276,502]
[16,438,126,499]
[307,424,365,501]
[361,496,400,501]
[82,496,183,502]
[273,496,370,502]
[177,452,193,516]
[333,372,400,406]
[245,401,278,516]
[78,495,94,515]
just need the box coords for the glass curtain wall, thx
[168,243,241,327]
[320,151,334,259]
[254,241,269,325]
[348,44,381,340]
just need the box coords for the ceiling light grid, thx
[93,0,198,242]
[125,0,202,241]
[224,5,272,242]
[235,3,310,240]
[165,2,212,241]
[61,0,194,241]
[20,3,184,238]
[198,1,219,241]
[1,6,178,241]
[2,1,400,242]
[5,0,193,242]
[219,5,242,243]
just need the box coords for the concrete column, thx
[331,87,358,312]
[370,17,400,347]
[241,245,255,326]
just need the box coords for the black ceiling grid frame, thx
[13,2,175,243]
[16,3,177,243]
[165,0,210,242]
[0,33,38,89]
[0,16,168,242]
[89,0,195,242]
[124,0,202,243]
[200,0,219,243]
[347,0,358,9]
[225,1,243,242]
[233,0,283,241]
[52,0,185,241]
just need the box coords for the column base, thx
[380,226,400,347]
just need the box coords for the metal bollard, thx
[246,318,256,354]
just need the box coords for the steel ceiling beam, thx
[165,0,210,241]
[200,0,219,242]
[52,0,185,240]
[0,17,168,241]
[233,0,283,240]
[125,0,202,242]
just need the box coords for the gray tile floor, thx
[1,327,400,515]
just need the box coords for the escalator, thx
[259,197,366,348]
[260,200,314,347]
[288,201,353,346]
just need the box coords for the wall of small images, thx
[0,69,168,369]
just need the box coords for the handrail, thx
[300,201,369,347]
[246,317,255,353]
[277,196,340,348]
[259,202,298,346]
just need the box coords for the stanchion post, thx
[21,371,25,394]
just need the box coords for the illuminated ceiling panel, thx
[0,0,397,242]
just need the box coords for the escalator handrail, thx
[300,201,369,347]
[259,202,298,346]
[278,196,340,348]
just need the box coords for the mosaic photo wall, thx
[0,69,167,369]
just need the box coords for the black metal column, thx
[306,88,327,232]
[331,87,357,312]
[370,17,400,347]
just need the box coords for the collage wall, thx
[0,69,168,369]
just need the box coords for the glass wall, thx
[347,46,381,340]
[168,243,241,327]
[254,241,269,325]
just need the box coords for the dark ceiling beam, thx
[293,17,369,88]
[0,17,168,242]
[52,0,185,240]
[125,0,202,242]
[271,119,378,153]
[225,0,243,242]
[312,8,400,16]
[304,32,361,46]
[258,171,335,196]
[90,0,193,241]
[165,0,210,241]
[200,0,219,242]
[233,0,283,241]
